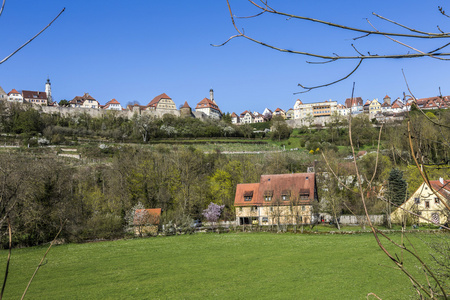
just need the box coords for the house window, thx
[270,207,273,212]
[281,190,291,201]
[251,207,257,212]
[239,207,242,212]
[262,217,268,223]
[264,190,273,201]
[435,197,440,204]
[244,190,253,202]
[425,201,430,208]
[302,206,306,211]
[414,197,420,204]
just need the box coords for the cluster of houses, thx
[135,171,448,235]
[1,79,449,125]
[0,80,222,120]
[231,95,450,126]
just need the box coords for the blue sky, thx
[1,0,450,113]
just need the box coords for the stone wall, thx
[38,105,180,119]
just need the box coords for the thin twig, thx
[0,8,65,65]
[296,59,363,93]
[21,220,66,300]
[0,0,5,18]
[0,218,12,300]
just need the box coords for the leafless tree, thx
[218,1,450,92]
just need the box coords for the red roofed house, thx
[22,90,48,105]
[235,173,318,226]
[7,89,23,103]
[240,110,255,124]
[146,93,177,111]
[133,208,162,236]
[103,98,123,110]
[231,112,240,124]
[70,93,99,109]
[273,108,286,119]
[391,178,450,225]
[195,89,222,119]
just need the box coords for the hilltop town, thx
[1,79,449,128]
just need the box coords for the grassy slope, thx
[0,233,430,299]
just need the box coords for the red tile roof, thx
[22,90,47,100]
[70,93,96,104]
[195,98,220,112]
[8,89,20,95]
[345,97,363,108]
[181,101,191,108]
[235,173,316,207]
[430,179,450,201]
[147,93,171,108]
[108,98,120,104]
[133,208,162,225]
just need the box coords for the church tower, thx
[45,78,52,104]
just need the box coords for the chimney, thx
[210,88,215,103]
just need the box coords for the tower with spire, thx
[45,78,52,104]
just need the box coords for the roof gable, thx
[147,93,171,108]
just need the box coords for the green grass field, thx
[0,232,441,299]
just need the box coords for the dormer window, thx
[264,190,273,201]
[244,191,253,202]
[299,189,310,200]
[281,190,291,201]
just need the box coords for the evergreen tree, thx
[387,168,407,206]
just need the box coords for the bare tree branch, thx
[21,220,66,300]
[0,7,65,65]
[0,218,12,300]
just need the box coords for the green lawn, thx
[0,232,441,299]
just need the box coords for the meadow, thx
[0,232,439,299]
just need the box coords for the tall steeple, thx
[45,77,52,104]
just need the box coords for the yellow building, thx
[391,179,449,225]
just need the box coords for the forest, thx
[0,102,449,247]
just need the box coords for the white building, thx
[195,89,222,119]
[103,98,123,110]
[7,89,23,103]
[294,99,337,121]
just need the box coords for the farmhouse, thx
[133,208,162,236]
[234,173,318,226]
[391,178,450,225]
